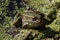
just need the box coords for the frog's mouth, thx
[22,19,41,29]
[22,22,29,28]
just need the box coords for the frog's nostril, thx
[32,17,38,21]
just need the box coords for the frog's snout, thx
[22,23,29,28]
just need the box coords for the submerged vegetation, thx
[0,0,60,40]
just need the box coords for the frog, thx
[22,10,47,29]
[13,8,48,29]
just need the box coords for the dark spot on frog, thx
[32,17,38,21]
[39,13,45,18]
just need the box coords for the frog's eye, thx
[32,17,38,21]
